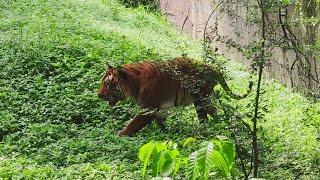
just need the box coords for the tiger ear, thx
[116,68,127,79]
[106,64,113,69]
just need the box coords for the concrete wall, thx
[157,0,213,39]
[157,0,319,93]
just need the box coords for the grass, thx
[0,0,319,179]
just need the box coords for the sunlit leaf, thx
[183,137,196,147]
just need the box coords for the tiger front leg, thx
[155,114,168,131]
[118,111,156,136]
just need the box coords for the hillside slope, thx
[0,0,203,178]
[0,0,319,179]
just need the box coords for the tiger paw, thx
[117,130,126,136]
[117,129,133,136]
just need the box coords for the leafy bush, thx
[187,137,235,180]
[139,141,183,177]
[118,0,158,10]
[139,137,236,179]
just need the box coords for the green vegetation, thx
[139,141,183,177]
[138,137,235,179]
[0,0,319,179]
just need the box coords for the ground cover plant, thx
[0,0,319,179]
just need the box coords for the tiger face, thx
[97,65,127,106]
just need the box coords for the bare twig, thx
[181,9,190,31]
[203,1,223,41]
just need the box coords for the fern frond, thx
[187,151,199,180]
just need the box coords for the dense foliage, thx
[139,137,236,179]
[0,0,319,179]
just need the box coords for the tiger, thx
[97,57,253,136]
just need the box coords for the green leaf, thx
[51,62,62,67]
[221,141,235,170]
[173,158,181,175]
[140,141,178,177]
[214,137,236,171]
[158,150,169,174]
[171,149,180,158]
[139,141,159,177]
[151,149,163,177]
[161,152,175,177]
[211,150,229,177]
[157,142,167,152]
[139,141,153,161]
[197,141,215,179]
[212,139,222,150]
[187,151,199,180]
[183,137,196,147]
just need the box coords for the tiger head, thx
[97,65,128,106]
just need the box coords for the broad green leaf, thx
[214,137,236,170]
[173,158,181,175]
[171,149,180,158]
[139,141,182,177]
[183,137,196,147]
[162,152,175,176]
[197,141,215,179]
[151,149,163,177]
[139,141,154,161]
[221,141,235,170]
[211,150,229,177]
[212,139,222,150]
[157,142,168,152]
[158,150,170,176]
[139,141,159,177]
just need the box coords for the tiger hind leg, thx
[118,111,156,136]
[205,104,217,119]
[194,99,217,123]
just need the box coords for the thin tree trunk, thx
[252,0,266,177]
[252,64,263,177]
